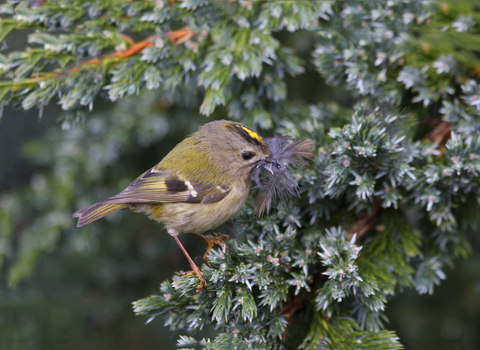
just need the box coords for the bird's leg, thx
[172,235,206,294]
[192,233,230,266]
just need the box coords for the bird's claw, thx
[193,233,230,266]
[180,265,207,294]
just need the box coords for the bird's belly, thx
[136,184,249,234]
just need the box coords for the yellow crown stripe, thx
[223,122,265,146]
[240,126,263,143]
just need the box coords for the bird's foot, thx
[180,264,207,294]
[192,233,230,266]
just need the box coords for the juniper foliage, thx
[1,0,480,349]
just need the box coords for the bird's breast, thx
[141,182,250,235]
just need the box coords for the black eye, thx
[242,151,254,160]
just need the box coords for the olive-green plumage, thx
[71,120,271,236]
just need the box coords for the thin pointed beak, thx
[262,156,284,175]
[263,162,275,175]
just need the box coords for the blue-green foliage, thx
[0,0,316,128]
[324,107,415,209]
[2,0,480,349]
[134,217,297,349]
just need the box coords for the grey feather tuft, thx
[253,137,314,215]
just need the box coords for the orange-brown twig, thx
[4,35,159,91]
[475,67,480,79]
[347,206,382,243]
[281,289,308,341]
[167,26,197,45]
[423,119,451,155]
[4,26,199,92]
[61,36,157,73]
[347,196,383,243]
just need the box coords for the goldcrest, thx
[72,120,312,292]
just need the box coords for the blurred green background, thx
[1,16,480,350]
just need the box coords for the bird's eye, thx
[242,151,254,160]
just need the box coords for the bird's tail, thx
[71,202,129,227]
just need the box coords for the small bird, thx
[72,120,284,292]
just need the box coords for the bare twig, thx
[167,26,197,45]
[281,289,308,341]
[423,119,451,155]
[2,35,158,91]
[347,206,382,242]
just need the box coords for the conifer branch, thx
[0,35,158,91]
[2,1,480,349]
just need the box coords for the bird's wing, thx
[71,166,231,227]
[103,166,230,204]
